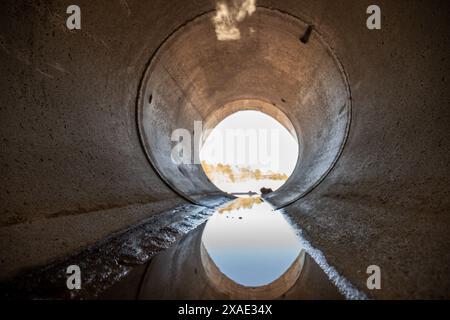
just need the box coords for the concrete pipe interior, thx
[138,8,351,208]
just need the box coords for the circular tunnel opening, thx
[137,7,351,208]
[200,108,299,196]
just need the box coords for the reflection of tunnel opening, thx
[199,109,299,196]
[199,198,305,299]
[137,7,351,209]
[200,243,306,300]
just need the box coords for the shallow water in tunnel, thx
[100,198,342,300]
[201,198,303,287]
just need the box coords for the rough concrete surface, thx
[0,200,227,299]
[0,0,449,299]
[100,223,342,300]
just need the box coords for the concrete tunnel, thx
[0,0,449,299]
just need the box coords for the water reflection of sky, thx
[201,198,303,287]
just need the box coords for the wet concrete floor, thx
[101,198,342,300]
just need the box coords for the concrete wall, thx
[138,7,351,207]
[0,0,449,298]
